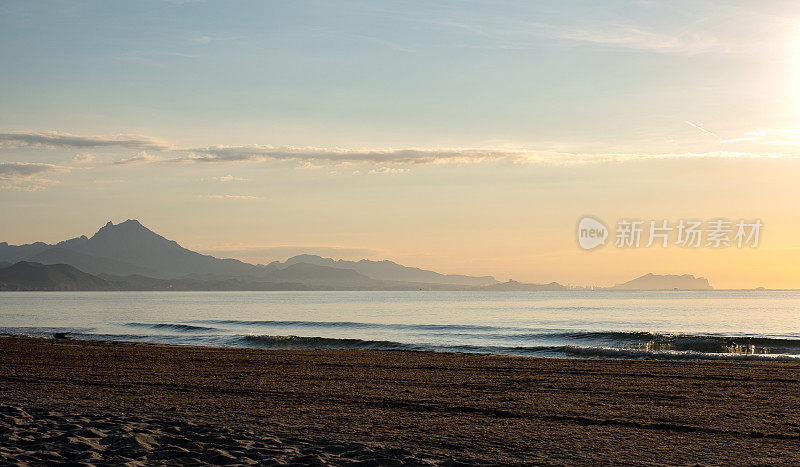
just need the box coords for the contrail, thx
[685,121,721,139]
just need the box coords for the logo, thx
[577,216,608,250]
[575,216,762,250]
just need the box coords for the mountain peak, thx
[94,219,150,237]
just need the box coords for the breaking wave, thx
[241,335,420,350]
[234,333,800,360]
[197,319,506,332]
[12,322,800,361]
[504,345,800,361]
[124,323,217,332]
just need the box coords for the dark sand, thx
[2,337,800,465]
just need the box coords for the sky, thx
[2,0,800,288]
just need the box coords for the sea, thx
[2,290,800,361]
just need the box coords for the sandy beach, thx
[2,337,800,465]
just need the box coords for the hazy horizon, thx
[3,1,800,288]
[0,217,765,289]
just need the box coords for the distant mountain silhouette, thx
[0,221,715,291]
[51,220,262,279]
[0,242,53,264]
[97,272,311,291]
[0,261,111,291]
[260,262,374,287]
[28,247,158,277]
[277,254,498,286]
[0,262,316,291]
[0,220,495,290]
[611,273,712,290]
[478,279,568,291]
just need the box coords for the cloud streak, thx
[534,22,721,56]
[203,194,265,200]
[139,145,798,167]
[114,151,165,165]
[721,129,800,146]
[72,153,95,164]
[3,131,799,177]
[418,15,726,56]
[173,145,531,165]
[0,131,171,150]
[0,162,70,191]
[369,167,409,175]
[212,174,246,182]
[685,121,721,139]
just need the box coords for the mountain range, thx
[0,220,514,291]
[0,261,110,291]
[0,220,714,291]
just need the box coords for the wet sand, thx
[2,336,800,465]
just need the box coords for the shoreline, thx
[2,288,798,292]
[3,336,800,464]
[5,332,800,362]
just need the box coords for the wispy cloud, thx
[188,34,239,45]
[721,129,800,146]
[169,145,539,165]
[685,121,721,139]
[331,31,414,53]
[416,15,725,56]
[72,153,95,164]
[134,144,798,167]
[0,131,171,150]
[4,131,799,174]
[0,162,70,191]
[405,1,791,58]
[212,174,246,182]
[203,194,264,200]
[532,22,721,55]
[368,167,409,175]
[114,151,165,165]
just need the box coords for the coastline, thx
[3,336,800,464]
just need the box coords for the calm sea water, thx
[2,290,800,360]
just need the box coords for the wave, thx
[238,336,800,361]
[241,335,420,351]
[124,322,217,332]
[8,325,800,361]
[13,319,800,360]
[205,320,800,354]
[0,326,94,338]
[197,319,507,332]
[495,331,800,356]
[512,345,800,361]
[420,343,800,361]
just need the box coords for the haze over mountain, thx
[480,279,569,291]
[0,220,505,290]
[272,255,497,286]
[0,261,111,291]
[0,220,716,291]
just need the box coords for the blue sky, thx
[3,0,797,149]
[2,1,800,287]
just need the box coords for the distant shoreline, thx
[1,288,795,292]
